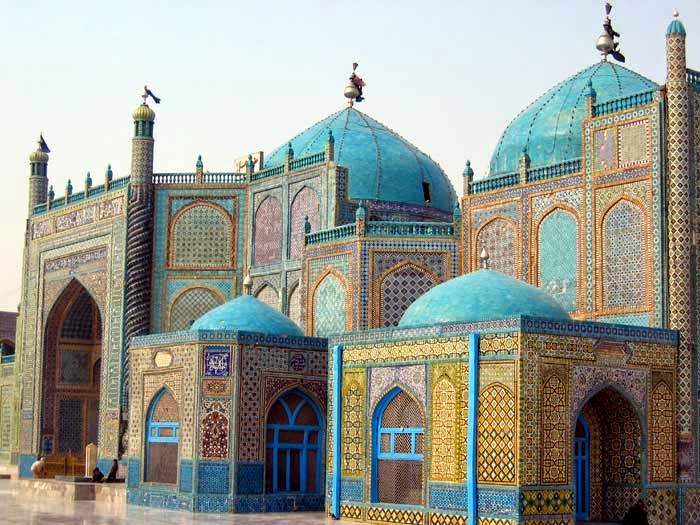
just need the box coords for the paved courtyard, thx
[0,480,354,524]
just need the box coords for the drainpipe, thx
[331,343,343,519]
[467,332,480,525]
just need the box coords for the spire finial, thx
[344,62,366,106]
[673,9,679,18]
[596,2,625,62]
[243,274,253,295]
[479,248,490,270]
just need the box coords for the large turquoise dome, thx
[489,62,658,176]
[399,270,570,327]
[191,295,303,336]
[264,107,457,213]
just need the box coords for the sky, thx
[0,0,698,311]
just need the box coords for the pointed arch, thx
[287,281,302,327]
[169,286,225,332]
[168,201,235,269]
[145,387,180,484]
[375,260,440,328]
[289,186,320,259]
[254,195,282,266]
[254,282,279,310]
[310,268,348,337]
[535,205,580,311]
[264,388,323,494]
[474,215,518,277]
[599,195,648,311]
[372,386,425,505]
[42,279,102,456]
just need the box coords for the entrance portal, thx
[41,280,102,466]
[575,387,642,522]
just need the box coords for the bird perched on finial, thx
[596,2,625,62]
[349,62,366,103]
[142,85,161,104]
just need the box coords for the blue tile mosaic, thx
[198,461,230,494]
[477,488,517,517]
[204,346,230,377]
[128,488,194,511]
[341,478,364,501]
[236,462,263,495]
[18,454,34,479]
[179,459,193,493]
[196,495,230,512]
[429,483,468,510]
[234,496,264,513]
[127,457,140,488]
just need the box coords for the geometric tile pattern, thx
[312,272,346,337]
[204,346,230,377]
[200,411,229,459]
[366,507,423,524]
[287,284,302,327]
[477,384,515,484]
[341,373,365,477]
[540,373,568,484]
[646,487,677,525]
[594,127,615,171]
[520,489,573,516]
[253,196,282,266]
[369,365,427,410]
[537,209,578,311]
[171,204,233,268]
[429,513,468,525]
[255,284,279,310]
[60,290,95,339]
[476,218,516,277]
[289,187,319,259]
[430,378,457,481]
[169,287,223,332]
[429,483,468,510]
[618,120,649,168]
[236,463,264,495]
[478,488,516,516]
[649,380,674,482]
[602,199,645,310]
[197,461,230,494]
[379,263,438,327]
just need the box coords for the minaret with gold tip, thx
[123,90,156,423]
[27,137,49,214]
[665,10,694,481]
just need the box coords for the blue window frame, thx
[574,415,590,519]
[265,389,323,494]
[372,387,425,505]
[144,388,180,484]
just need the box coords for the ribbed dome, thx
[29,149,49,163]
[190,295,303,336]
[489,62,658,176]
[133,103,155,122]
[399,270,570,328]
[264,107,457,213]
[667,16,686,36]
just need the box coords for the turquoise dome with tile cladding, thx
[398,269,570,327]
[489,62,658,176]
[264,107,457,213]
[190,295,303,336]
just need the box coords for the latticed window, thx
[171,204,233,268]
[169,287,224,332]
[254,197,282,266]
[145,389,180,484]
[289,187,320,259]
[373,388,424,505]
[265,390,322,494]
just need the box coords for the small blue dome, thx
[264,107,457,213]
[399,270,570,327]
[489,62,658,176]
[667,17,686,36]
[191,295,303,336]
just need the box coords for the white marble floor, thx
[0,480,354,524]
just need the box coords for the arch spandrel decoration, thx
[475,217,517,277]
[255,284,279,311]
[311,271,347,337]
[537,208,579,311]
[170,203,234,269]
[377,262,439,328]
[254,196,282,266]
[601,198,647,311]
[169,286,225,332]
[289,187,320,259]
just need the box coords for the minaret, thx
[28,137,49,214]
[123,93,156,419]
[665,11,694,481]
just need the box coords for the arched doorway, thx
[145,388,180,484]
[41,280,102,462]
[265,389,323,494]
[575,387,642,522]
[372,387,425,505]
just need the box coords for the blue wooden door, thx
[574,416,590,519]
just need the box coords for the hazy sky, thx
[1,0,698,311]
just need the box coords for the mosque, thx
[0,6,698,525]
